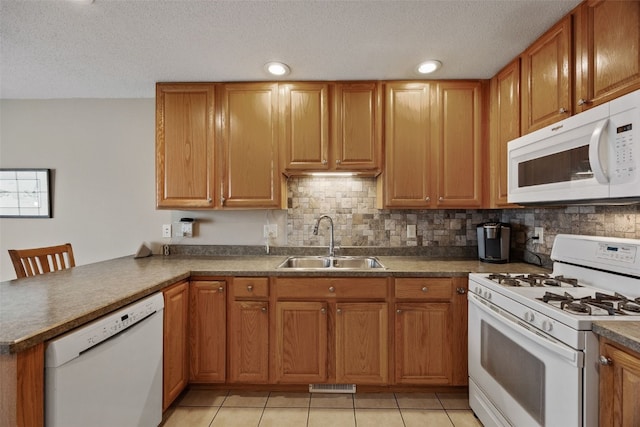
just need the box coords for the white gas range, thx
[468,234,640,427]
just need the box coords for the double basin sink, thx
[277,256,385,270]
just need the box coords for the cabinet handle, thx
[599,355,613,366]
[247,285,253,291]
[559,107,568,114]
[320,307,327,314]
[328,286,335,293]
[261,306,267,313]
[218,286,224,293]
[421,286,428,293]
[456,287,466,294]
[578,98,591,106]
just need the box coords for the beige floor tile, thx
[259,407,309,427]
[223,391,270,407]
[310,393,354,408]
[160,406,219,427]
[355,408,404,427]
[395,392,443,409]
[308,408,356,427]
[266,392,311,408]
[178,388,228,407]
[402,409,454,427]
[210,407,263,427]
[447,410,484,427]
[354,392,398,409]
[437,392,471,410]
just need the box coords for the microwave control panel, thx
[613,122,635,182]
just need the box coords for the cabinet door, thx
[334,82,382,172]
[162,281,189,410]
[281,82,330,171]
[576,0,640,111]
[335,302,388,384]
[394,302,452,384]
[156,84,215,208]
[599,340,640,427]
[228,301,269,383]
[382,82,433,208]
[489,59,521,208]
[521,16,572,134]
[190,280,226,382]
[219,83,282,208]
[433,81,484,208]
[274,301,328,383]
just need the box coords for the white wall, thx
[0,99,289,281]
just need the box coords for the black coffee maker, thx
[477,222,510,263]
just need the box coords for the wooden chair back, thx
[8,243,76,278]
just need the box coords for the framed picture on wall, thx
[0,169,52,218]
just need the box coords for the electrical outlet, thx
[264,224,278,238]
[162,224,172,238]
[407,224,417,238]
[534,226,544,244]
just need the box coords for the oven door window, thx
[481,321,545,424]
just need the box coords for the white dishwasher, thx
[45,293,164,427]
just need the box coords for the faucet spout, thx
[313,215,335,257]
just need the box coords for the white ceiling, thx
[0,0,581,99]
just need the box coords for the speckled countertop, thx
[593,322,640,355]
[0,254,547,354]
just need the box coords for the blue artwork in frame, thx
[0,169,52,218]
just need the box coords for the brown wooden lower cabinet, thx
[162,280,189,410]
[599,338,640,427]
[190,280,226,383]
[0,343,44,427]
[394,277,468,385]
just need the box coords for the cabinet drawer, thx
[232,277,269,299]
[395,278,453,300]
[275,277,388,299]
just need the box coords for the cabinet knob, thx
[421,286,428,293]
[322,159,328,165]
[439,197,444,201]
[578,98,591,106]
[261,306,267,313]
[218,286,224,293]
[207,198,212,204]
[220,195,226,205]
[425,197,430,202]
[396,309,402,314]
[336,160,342,164]
[247,285,253,291]
[559,107,568,114]
[320,307,327,314]
[337,308,342,314]
[456,287,466,294]
[328,286,335,293]
[599,355,613,366]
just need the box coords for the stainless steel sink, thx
[277,256,385,270]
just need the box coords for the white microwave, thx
[508,89,640,205]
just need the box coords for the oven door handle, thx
[469,293,583,367]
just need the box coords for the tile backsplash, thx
[287,177,640,265]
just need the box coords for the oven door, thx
[468,293,584,427]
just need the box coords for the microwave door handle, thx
[588,118,610,184]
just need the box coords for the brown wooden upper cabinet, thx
[521,16,572,134]
[156,82,285,209]
[574,0,640,112]
[156,83,216,209]
[379,81,483,209]
[281,82,382,175]
[489,59,521,208]
[218,83,284,209]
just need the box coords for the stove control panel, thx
[597,242,637,263]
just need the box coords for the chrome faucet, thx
[313,215,335,257]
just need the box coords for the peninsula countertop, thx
[0,254,547,354]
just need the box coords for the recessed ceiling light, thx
[416,60,442,75]
[264,62,291,77]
